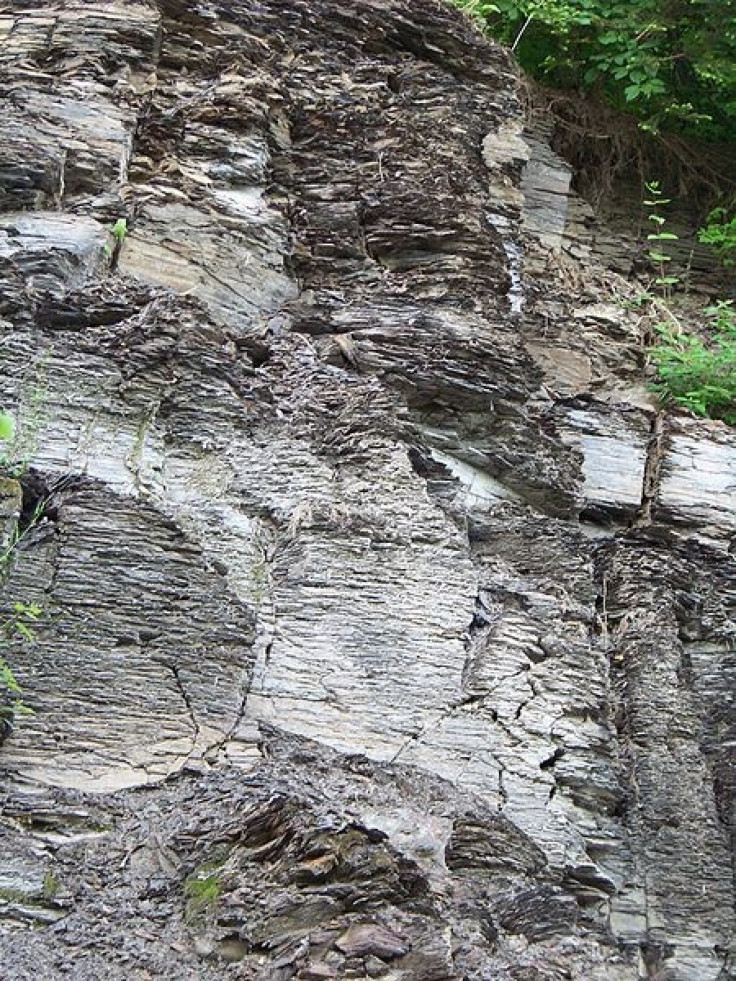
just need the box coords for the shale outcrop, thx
[0,2,733,978]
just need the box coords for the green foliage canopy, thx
[454,0,736,141]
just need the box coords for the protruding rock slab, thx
[657,420,736,534]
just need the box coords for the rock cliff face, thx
[0,2,734,978]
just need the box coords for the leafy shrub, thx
[650,301,736,424]
[698,205,736,267]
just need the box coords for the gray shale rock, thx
[0,1,733,979]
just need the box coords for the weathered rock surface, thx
[0,1,733,979]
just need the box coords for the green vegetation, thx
[1,497,46,567]
[184,867,222,922]
[453,2,736,424]
[637,186,736,422]
[0,352,50,478]
[0,413,14,442]
[111,218,128,243]
[650,302,736,423]
[5,601,43,644]
[644,182,736,425]
[699,204,736,266]
[104,217,128,266]
[644,180,680,295]
[452,1,736,141]
[0,603,41,721]
[641,185,736,423]
[42,869,59,900]
[0,370,49,728]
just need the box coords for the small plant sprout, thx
[104,218,129,268]
[644,181,680,297]
[111,218,128,243]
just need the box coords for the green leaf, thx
[111,218,128,243]
[0,661,21,693]
[0,412,15,442]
